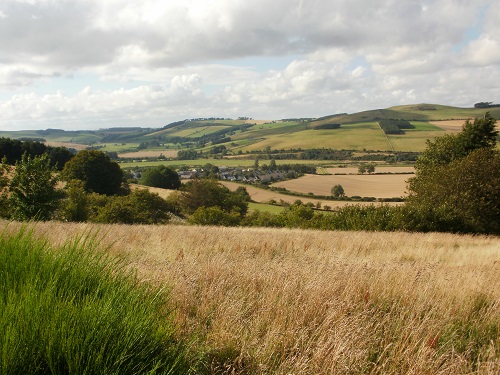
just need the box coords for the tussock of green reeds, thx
[0,226,190,375]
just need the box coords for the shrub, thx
[140,165,181,189]
[93,189,173,224]
[188,206,242,226]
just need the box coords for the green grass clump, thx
[0,226,190,375]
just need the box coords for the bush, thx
[406,148,500,234]
[140,165,181,189]
[177,178,248,216]
[5,153,61,221]
[62,150,125,195]
[188,206,242,226]
[92,189,173,224]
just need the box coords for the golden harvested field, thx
[118,150,178,158]
[431,119,500,132]
[326,166,415,174]
[4,220,499,374]
[44,141,88,150]
[220,181,401,207]
[272,173,411,198]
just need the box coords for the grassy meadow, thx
[238,122,391,152]
[3,220,499,374]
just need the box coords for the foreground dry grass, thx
[4,220,499,374]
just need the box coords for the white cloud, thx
[0,0,499,130]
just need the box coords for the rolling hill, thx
[1,104,498,155]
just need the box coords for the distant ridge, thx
[310,104,500,127]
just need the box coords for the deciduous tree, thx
[62,150,124,195]
[7,153,61,221]
[407,114,499,234]
[331,184,345,197]
[140,165,181,189]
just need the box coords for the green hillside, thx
[311,104,500,126]
[1,104,498,155]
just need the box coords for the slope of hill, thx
[1,104,498,154]
[310,104,500,126]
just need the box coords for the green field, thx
[2,104,498,156]
[0,130,101,144]
[240,122,391,152]
[311,104,500,127]
[406,121,445,131]
[168,126,230,138]
[197,119,248,126]
[248,202,285,214]
[388,130,449,152]
[96,143,141,152]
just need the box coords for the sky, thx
[0,0,499,131]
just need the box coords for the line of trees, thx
[0,137,74,170]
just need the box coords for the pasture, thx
[168,126,230,138]
[239,122,392,152]
[387,130,449,152]
[5,220,499,374]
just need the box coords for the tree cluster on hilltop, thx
[474,101,500,108]
[379,119,415,134]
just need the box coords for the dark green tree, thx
[407,114,499,234]
[7,153,61,221]
[140,165,181,189]
[56,179,91,222]
[234,186,251,202]
[177,178,248,216]
[93,189,173,224]
[331,184,345,197]
[62,150,124,195]
[46,146,74,170]
[0,159,9,218]
[269,158,277,169]
[406,149,500,234]
[253,158,259,171]
[415,112,498,173]
[188,206,241,226]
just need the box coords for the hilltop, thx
[1,104,498,156]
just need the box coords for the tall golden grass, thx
[4,220,499,374]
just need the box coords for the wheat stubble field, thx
[4,220,499,374]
